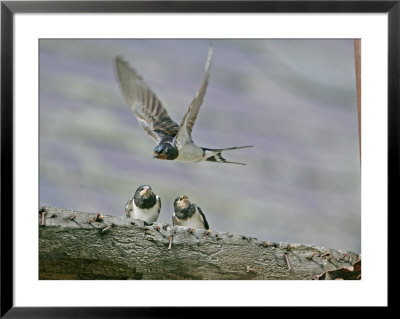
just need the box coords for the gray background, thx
[39,39,361,253]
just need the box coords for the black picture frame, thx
[1,1,395,316]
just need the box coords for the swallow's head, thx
[153,143,178,160]
[174,195,191,210]
[135,185,153,198]
[134,185,157,209]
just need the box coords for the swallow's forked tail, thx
[202,145,254,165]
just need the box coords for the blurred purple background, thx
[40,39,361,252]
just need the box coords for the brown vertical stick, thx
[41,211,47,226]
[284,253,292,271]
[354,39,361,163]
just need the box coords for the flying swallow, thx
[115,46,253,165]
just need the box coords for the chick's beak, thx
[177,195,190,209]
[140,187,152,197]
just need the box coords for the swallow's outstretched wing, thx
[175,46,213,146]
[115,56,179,143]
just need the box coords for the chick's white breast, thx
[173,212,206,229]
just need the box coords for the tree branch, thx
[39,206,360,280]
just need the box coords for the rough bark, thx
[39,206,361,280]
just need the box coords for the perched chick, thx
[173,195,209,230]
[125,185,161,223]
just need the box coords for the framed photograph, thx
[1,0,395,315]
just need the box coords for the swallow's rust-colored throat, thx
[153,153,168,160]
